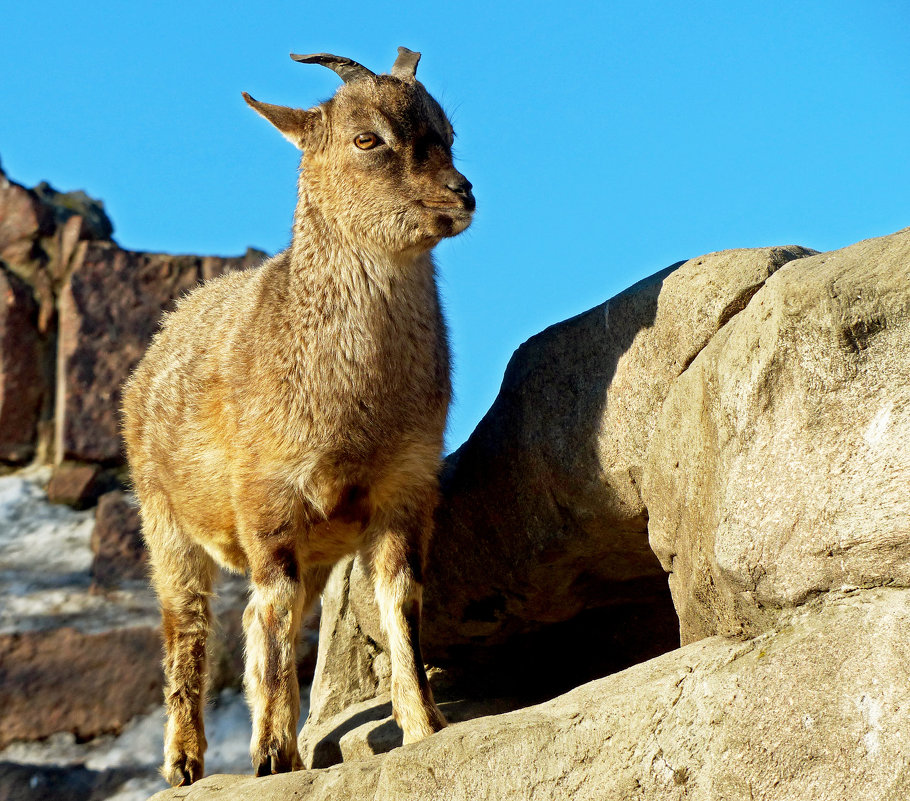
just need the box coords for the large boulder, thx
[644,228,910,644]
[153,586,910,801]
[302,245,815,756]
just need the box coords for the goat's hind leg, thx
[146,513,215,787]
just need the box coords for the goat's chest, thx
[260,302,449,452]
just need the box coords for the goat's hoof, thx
[429,705,448,732]
[163,755,204,787]
[253,748,301,777]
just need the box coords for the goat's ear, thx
[242,92,323,150]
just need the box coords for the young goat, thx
[122,47,474,786]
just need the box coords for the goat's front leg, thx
[243,523,328,776]
[369,500,446,743]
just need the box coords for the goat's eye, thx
[354,133,382,150]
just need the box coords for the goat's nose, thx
[446,176,475,211]
[446,176,473,195]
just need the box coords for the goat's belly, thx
[300,517,366,565]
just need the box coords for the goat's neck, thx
[289,197,435,300]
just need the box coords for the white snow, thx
[0,466,94,576]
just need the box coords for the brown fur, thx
[122,49,473,786]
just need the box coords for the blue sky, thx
[2,0,908,450]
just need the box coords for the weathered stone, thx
[56,243,203,463]
[51,213,92,283]
[0,625,163,748]
[201,247,268,281]
[46,462,102,509]
[90,490,146,588]
[56,242,270,464]
[0,167,54,269]
[644,228,910,644]
[0,264,44,462]
[154,587,910,801]
[300,692,524,769]
[304,245,814,742]
[0,574,250,748]
[32,180,114,242]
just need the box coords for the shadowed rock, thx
[0,264,44,462]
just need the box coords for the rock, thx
[300,692,524,769]
[55,243,202,463]
[201,247,268,281]
[46,463,102,509]
[32,181,114,242]
[90,490,146,588]
[0,580,251,749]
[0,167,54,269]
[303,245,814,745]
[152,587,910,801]
[0,762,145,801]
[56,242,268,463]
[0,264,44,462]
[644,228,910,644]
[0,625,163,748]
[0,467,250,746]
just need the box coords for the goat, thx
[122,47,474,786]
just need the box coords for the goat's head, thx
[243,47,474,254]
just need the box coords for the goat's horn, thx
[390,46,421,79]
[290,52,375,83]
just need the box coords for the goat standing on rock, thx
[122,47,474,786]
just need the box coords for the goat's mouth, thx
[418,199,470,211]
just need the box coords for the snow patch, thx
[0,467,94,579]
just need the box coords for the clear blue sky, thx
[2,0,908,450]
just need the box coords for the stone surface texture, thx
[0,263,44,461]
[0,577,250,749]
[0,625,165,748]
[644,228,910,644]
[303,245,815,742]
[0,166,54,270]
[90,489,146,587]
[153,588,910,801]
[46,462,102,508]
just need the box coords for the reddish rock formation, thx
[0,626,163,747]
[55,243,267,464]
[0,264,44,462]
[90,490,146,588]
[46,462,102,508]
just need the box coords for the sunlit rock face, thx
[645,228,910,644]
